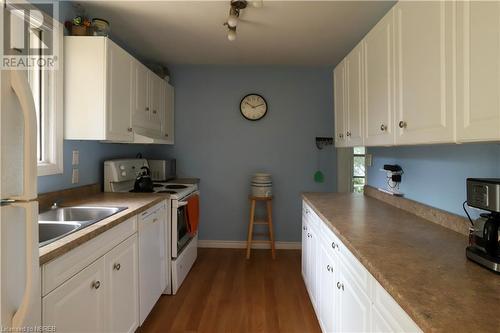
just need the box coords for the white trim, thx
[36,21,64,176]
[197,240,301,250]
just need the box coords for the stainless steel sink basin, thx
[39,222,81,247]
[39,206,127,247]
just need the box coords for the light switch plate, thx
[71,168,79,184]
[72,150,79,166]
[366,154,373,167]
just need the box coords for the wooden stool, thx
[246,196,276,259]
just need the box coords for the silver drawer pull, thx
[113,263,121,271]
[92,281,101,290]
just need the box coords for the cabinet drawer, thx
[42,216,137,296]
[372,279,422,333]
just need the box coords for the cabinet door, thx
[334,61,347,147]
[132,61,150,129]
[364,9,395,146]
[104,235,139,333]
[456,1,500,142]
[162,83,175,144]
[337,263,371,332]
[148,73,162,134]
[43,258,106,332]
[306,225,318,306]
[317,240,336,333]
[394,1,455,145]
[107,40,133,142]
[301,219,308,281]
[345,42,364,147]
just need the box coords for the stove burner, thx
[157,190,177,194]
[165,184,188,189]
[153,183,164,188]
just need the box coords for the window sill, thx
[38,162,63,177]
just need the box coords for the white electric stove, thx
[104,158,199,295]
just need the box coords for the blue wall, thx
[367,143,500,216]
[38,141,163,194]
[153,65,336,242]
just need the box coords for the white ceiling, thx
[78,0,395,66]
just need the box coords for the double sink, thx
[39,206,127,247]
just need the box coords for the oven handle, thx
[177,190,200,207]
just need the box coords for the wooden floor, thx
[139,248,321,333]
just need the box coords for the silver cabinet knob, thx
[146,107,150,111]
[336,282,344,290]
[113,263,121,271]
[340,133,344,138]
[337,282,341,289]
[380,124,387,131]
[332,241,336,249]
[398,121,407,129]
[153,110,157,114]
[165,134,169,137]
[92,281,101,290]
[327,265,333,272]
[346,131,351,137]
[127,127,133,132]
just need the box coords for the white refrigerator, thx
[0,67,41,329]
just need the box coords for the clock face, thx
[240,94,268,121]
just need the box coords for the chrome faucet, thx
[51,200,62,209]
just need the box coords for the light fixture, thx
[227,27,237,41]
[227,7,238,28]
[224,0,253,42]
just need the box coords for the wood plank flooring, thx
[139,248,321,333]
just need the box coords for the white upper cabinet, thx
[345,42,365,147]
[456,0,500,142]
[132,61,150,130]
[107,41,134,142]
[65,36,174,144]
[364,9,395,146]
[334,60,347,147]
[162,83,175,144]
[65,37,133,142]
[394,1,455,145]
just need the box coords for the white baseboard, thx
[197,240,301,250]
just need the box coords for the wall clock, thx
[240,94,268,121]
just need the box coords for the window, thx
[26,16,63,176]
[352,147,366,193]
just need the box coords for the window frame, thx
[352,147,366,193]
[26,11,64,176]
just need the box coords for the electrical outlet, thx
[72,168,79,184]
[366,154,373,167]
[72,150,79,166]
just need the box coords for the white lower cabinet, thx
[302,201,422,333]
[42,201,168,332]
[43,258,107,333]
[337,263,371,333]
[104,235,139,333]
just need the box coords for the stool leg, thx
[266,200,276,259]
[246,199,256,259]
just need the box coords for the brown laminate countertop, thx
[302,192,500,333]
[39,192,166,265]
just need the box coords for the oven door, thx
[171,191,199,258]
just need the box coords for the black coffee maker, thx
[466,178,500,273]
